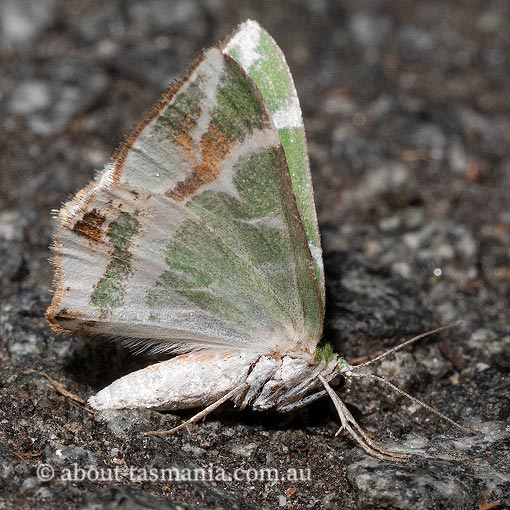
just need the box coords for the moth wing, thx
[47,38,322,355]
[223,20,325,304]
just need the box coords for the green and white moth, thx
[47,20,464,462]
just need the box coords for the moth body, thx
[88,351,257,411]
[88,350,341,413]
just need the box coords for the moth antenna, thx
[349,372,471,433]
[351,323,462,371]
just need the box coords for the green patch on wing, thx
[211,58,266,141]
[91,212,140,310]
[247,30,294,113]
[235,148,285,215]
[232,148,321,338]
[147,149,293,333]
[147,145,322,343]
[224,21,324,305]
[278,126,321,277]
[157,80,204,133]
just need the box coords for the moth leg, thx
[334,399,409,461]
[145,383,247,437]
[318,375,409,462]
[277,389,327,412]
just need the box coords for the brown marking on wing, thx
[175,130,194,152]
[194,353,218,362]
[72,209,106,242]
[166,124,231,201]
[46,54,209,331]
[164,54,275,202]
[53,308,86,320]
[200,125,232,174]
[171,351,237,364]
[47,307,89,335]
[112,53,207,183]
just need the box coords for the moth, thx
[47,20,464,461]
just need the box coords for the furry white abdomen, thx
[88,350,338,413]
[88,351,259,410]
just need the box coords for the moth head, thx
[314,343,353,388]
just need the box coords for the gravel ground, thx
[1,1,509,509]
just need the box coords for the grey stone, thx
[447,139,471,174]
[0,210,28,242]
[7,332,41,361]
[343,162,415,206]
[476,11,506,34]
[35,487,53,499]
[331,134,377,172]
[228,442,258,458]
[398,26,435,54]
[348,459,475,510]
[411,123,447,157]
[349,13,392,47]
[376,352,418,390]
[366,163,410,192]
[415,346,451,379]
[8,80,51,115]
[72,2,125,43]
[181,443,207,457]
[2,2,510,509]
[321,491,338,509]
[80,488,208,510]
[459,107,502,145]
[469,328,498,344]
[94,409,154,440]
[403,222,477,265]
[0,0,57,51]
[34,68,107,134]
[45,441,103,467]
[127,0,207,36]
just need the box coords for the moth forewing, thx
[47,36,322,356]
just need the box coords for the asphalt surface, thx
[1,1,509,509]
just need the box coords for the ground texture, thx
[1,1,509,509]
